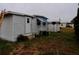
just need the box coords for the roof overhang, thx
[4,11,33,18]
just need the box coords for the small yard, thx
[0,28,79,55]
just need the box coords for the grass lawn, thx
[0,27,79,55]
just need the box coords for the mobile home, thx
[60,22,67,28]
[60,22,74,28]
[48,21,60,32]
[33,15,48,34]
[0,11,38,42]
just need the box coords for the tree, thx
[73,4,79,42]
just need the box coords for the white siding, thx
[60,23,66,28]
[37,18,47,32]
[0,14,39,42]
[31,18,39,35]
[12,15,25,40]
[0,14,41,41]
[56,24,60,31]
[0,15,14,41]
[41,22,47,31]
[48,24,60,32]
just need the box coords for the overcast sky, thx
[0,3,78,22]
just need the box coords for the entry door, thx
[25,17,31,35]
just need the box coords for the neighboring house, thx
[60,22,74,28]
[60,22,67,28]
[0,11,38,42]
[66,23,74,28]
[48,21,60,32]
[33,15,48,33]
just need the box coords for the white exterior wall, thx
[60,23,66,28]
[69,24,74,28]
[40,22,47,31]
[0,15,14,41]
[0,15,35,42]
[56,24,60,31]
[12,15,25,40]
[31,18,39,35]
[60,23,74,28]
[0,15,26,41]
[13,15,35,39]
[37,18,47,32]
[48,23,60,32]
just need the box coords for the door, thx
[25,17,31,35]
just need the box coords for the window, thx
[27,18,30,23]
[37,19,41,25]
[43,22,46,26]
[52,22,56,25]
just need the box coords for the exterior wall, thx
[60,23,74,28]
[40,21,48,31]
[0,14,39,42]
[25,17,32,36]
[68,24,74,28]
[60,23,66,28]
[0,15,14,41]
[37,18,47,32]
[12,15,25,40]
[31,18,39,35]
[48,23,60,32]
[56,24,60,31]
